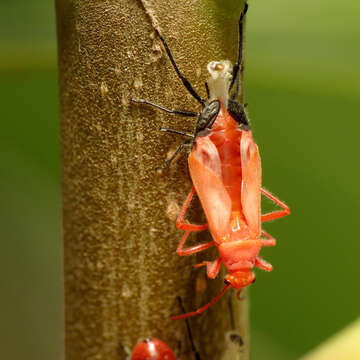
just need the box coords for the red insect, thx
[132,3,289,320]
[130,339,176,360]
[130,298,200,360]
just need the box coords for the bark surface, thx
[56,0,248,359]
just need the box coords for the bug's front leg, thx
[255,256,273,272]
[193,258,221,279]
[260,229,276,247]
[131,98,199,117]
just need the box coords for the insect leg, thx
[160,128,194,139]
[255,257,273,272]
[260,229,276,247]
[154,28,205,106]
[261,187,290,223]
[194,258,221,279]
[158,140,193,169]
[176,187,209,231]
[176,231,215,256]
[175,187,214,256]
[131,98,199,117]
[229,3,248,98]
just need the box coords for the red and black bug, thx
[130,297,200,360]
[132,3,289,319]
[130,339,177,360]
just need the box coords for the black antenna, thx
[177,296,201,360]
[229,3,249,98]
[205,82,210,99]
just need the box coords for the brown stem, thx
[56,0,249,359]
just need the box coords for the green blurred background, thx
[0,0,359,359]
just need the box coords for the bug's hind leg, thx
[176,187,208,231]
[175,187,214,256]
[158,139,193,169]
[260,229,276,247]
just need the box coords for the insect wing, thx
[188,136,231,241]
[240,131,262,236]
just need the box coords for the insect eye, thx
[209,61,224,72]
[215,63,224,71]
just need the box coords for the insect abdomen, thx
[210,112,244,213]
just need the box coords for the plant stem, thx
[56,0,249,358]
